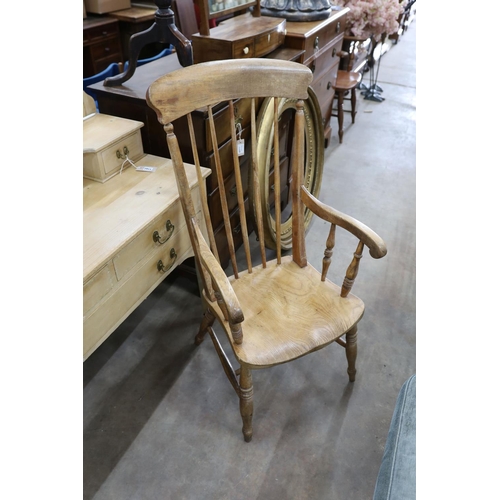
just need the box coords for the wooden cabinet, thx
[283,7,349,147]
[83,16,123,77]
[83,153,210,360]
[192,13,287,63]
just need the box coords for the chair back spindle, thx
[228,100,253,274]
[164,123,214,301]
[273,97,282,264]
[208,104,240,278]
[250,97,267,269]
[187,112,219,264]
[291,99,307,268]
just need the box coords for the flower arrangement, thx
[332,0,407,41]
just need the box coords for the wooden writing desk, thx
[83,153,210,360]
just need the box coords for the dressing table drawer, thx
[112,186,202,280]
[83,213,199,358]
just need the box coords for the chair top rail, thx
[146,58,313,124]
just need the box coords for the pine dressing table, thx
[83,154,210,360]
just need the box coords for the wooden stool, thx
[332,69,362,144]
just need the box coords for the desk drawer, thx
[101,130,144,174]
[84,128,144,182]
[83,213,197,359]
[302,19,346,64]
[84,22,119,44]
[309,37,343,83]
[255,27,286,58]
[90,36,122,62]
[83,262,117,316]
[112,186,202,280]
[233,38,255,59]
[311,64,338,127]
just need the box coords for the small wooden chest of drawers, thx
[192,14,287,63]
[83,154,210,360]
[284,7,349,147]
[83,113,145,183]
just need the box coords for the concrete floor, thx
[83,20,416,500]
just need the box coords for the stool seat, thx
[332,70,362,144]
[335,70,362,91]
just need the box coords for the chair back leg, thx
[337,90,345,143]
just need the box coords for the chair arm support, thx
[301,187,387,259]
[193,222,244,326]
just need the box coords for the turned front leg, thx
[239,365,254,442]
[345,325,358,382]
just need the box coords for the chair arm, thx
[193,222,244,326]
[301,186,387,259]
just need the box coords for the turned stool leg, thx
[345,325,358,382]
[239,365,254,442]
[194,310,215,345]
[337,90,345,144]
[351,88,357,124]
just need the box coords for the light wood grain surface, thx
[84,155,209,282]
[227,256,365,368]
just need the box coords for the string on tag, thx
[120,155,137,175]
[120,155,157,174]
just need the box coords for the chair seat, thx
[335,70,362,91]
[214,256,365,368]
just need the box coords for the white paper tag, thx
[237,139,245,157]
[135,166,157,172]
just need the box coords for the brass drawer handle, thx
[336,21,341,33]
[152,220,175,244]
[233,223,241,235]
[116,146,129,159]
[243,46,249,55]
[327,81,332,90]
[314,36,320,49]
[157,248,177,273]
[332,47,337,58]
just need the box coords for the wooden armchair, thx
[146,59,387,442]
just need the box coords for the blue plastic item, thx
[83,62,123,112]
